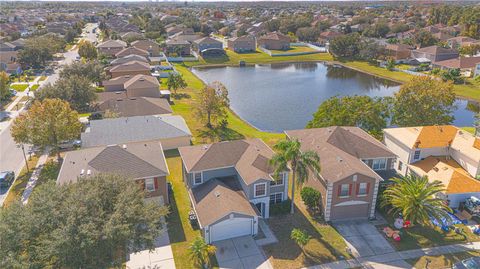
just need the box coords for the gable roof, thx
[109,60,150,73]
[414,45,458,55]
[97,97,172,117]
[194,36,223,45]
[115,47,149,58]
[189,177,258,227]
[81,115,192,148]
[97,39,127,48]
[285,127,394,183]
[259,32,290,42]
[179,138,276,185]
[110,55,149,66]
[124,74,159,89]
[435,57,480,69]
[57,140,168,185]
[384,125,459,149]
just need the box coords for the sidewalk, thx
[304,241,480,269]
[21,151,49,204]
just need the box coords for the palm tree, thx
[381,174,451,225]
[188,237,217,268]
[270,139,321,214]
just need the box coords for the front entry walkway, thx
[214,236,273,269]
[333,220,395,257]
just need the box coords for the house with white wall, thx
[383,125,480,207]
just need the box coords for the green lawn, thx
[172,64,284,146]
[462,127,476,134]
[30,84,39,91]
[78,112,91,118]
[39,76,47,82]
[184,49,333,68]
[406,250,480,269]
[269,46,318,55]
[165,152,218,269]
[10,83,29,92]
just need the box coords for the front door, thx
[255,203,264,218]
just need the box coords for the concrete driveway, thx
[126,230,175,269]
[334,220,395,258]
[213,236,272,269]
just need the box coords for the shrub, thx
[301,187,322,211]
[270,199,291,216]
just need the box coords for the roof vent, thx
[336,156,343,163]
[202,145,209,150]
[122,144,127,149]
[86,170,91,176]
[80,169,85,175]
[215,191,220,197]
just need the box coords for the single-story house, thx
[97,39,127,57]
[95,95,172,117]
[193,37,224,56]
[411,45,459,63]
[115,47,149,59]
[179,139,289,243]
[433,57,480,77]
[257,32,290,50]
[132,40,161,57]
[227,35,256,53]
[285,127,397,221]
[108,60,151,78]
[56,140,169,205]
[81,114,192,150]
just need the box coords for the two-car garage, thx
[208,215,255,243]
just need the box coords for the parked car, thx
[0,171,15,188]
[58,140,82,150]
[453,257,480,269]
[10,89,17,96]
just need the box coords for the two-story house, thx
[178,139,289,243]
[383,125,480,207]
[285,127,396,221]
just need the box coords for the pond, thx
[192,62,477,132]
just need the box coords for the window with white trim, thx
[270,192,283,204]
[193,172,202,185]
[339,184,350,197]
[413,150,421,161]
[398,161,403,171]
[372,159,386,170]
[254,183,267,197]
[145,178,155,192]
[270,172,286,186]
[357,183,368,196]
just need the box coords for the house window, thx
[357,183,369,196]
[398,161,403,171]
[254,183,267,197]
[145,178,155,192]
[413,150,421,161]
[193,172,202,185]
[372,159,386,170]
[338,184,351,198]
[270,192,283,204]
[270,172,285,186]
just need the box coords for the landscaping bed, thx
[2,155,39,207]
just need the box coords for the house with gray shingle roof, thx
[57,140,169,205]
[81,115,191,150]
[178,138,289,243]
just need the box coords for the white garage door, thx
[210,217,253,242]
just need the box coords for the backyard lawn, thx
[406,250,480,269]
[165,151,218,269]
[184,49,333,67]
[10,83,29,92]
[170,64,284,146]
[269,46,318,55]
[30,84,40,91]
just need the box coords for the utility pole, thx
[19,144,29,172]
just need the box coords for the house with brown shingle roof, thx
[108,60,151,78]
[56,140,169,205]
[97,39,127,57]
[285,127,396,221]
[257,32,290,50]
[227,35,256,53]
[411,45,459,63]
[95,95,172,117]
[131,40,160,57]
[433,57,480,77]
[178,138,289,243]
[383,125,480,207]
[385,44,414,61]
[114,46,149,58]
[101,74,160,98]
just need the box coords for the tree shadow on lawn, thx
[171,93,191,101]
[165,187,187,244]
[197,126,245,143]
[203,54,230,64]
[263,204,347,268]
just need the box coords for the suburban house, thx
[95,94,172,117]
[0,50,21,74]
[56,140,170,205]
[120,31,144,41]
[285,127,396,221]
[317,31,342,46]
[178,139,289,243]
[383,125,480,207]
[81,114,192,150]
[131,40,160,57]
[447,36,478,49]
[165,39,191,56]
[385,44,414,61]
[193,37,224,56]
[97,39,127,57]
[257,32,290,50]
[411,45,459,63]
[227,35,256,53]
[114,47,149,58]
[110,55,148,66]
[102,74,160,98]
[108,60,151,78]
[433,57,480,77]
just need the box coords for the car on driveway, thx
[58,140,82,150]
[453,257,480,269]
[0,171,15,188]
